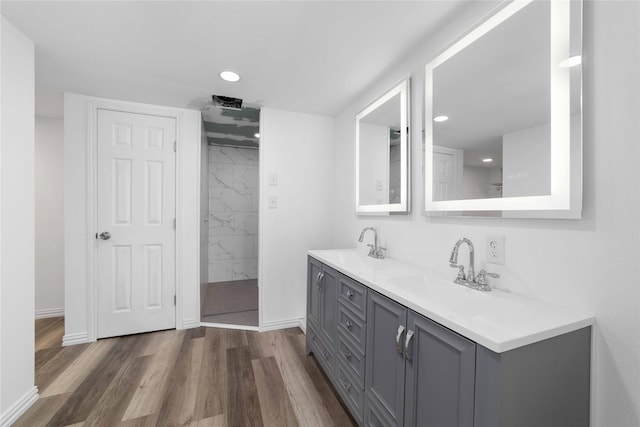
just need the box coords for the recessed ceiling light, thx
[482,158,494,163]
[254,133,260,138]
[220,70,240,82]
[559,56,582,68]
[433,115,449,122]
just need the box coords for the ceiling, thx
[1,1,474,119]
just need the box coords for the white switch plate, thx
[487,235,505,265]
[268,173,278,186]
[268,195,278,209]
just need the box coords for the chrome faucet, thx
[449,237,499,291]
[358,227,386,259]
[449,238,476,284]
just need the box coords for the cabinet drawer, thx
[307,324,335,378]
[338,302,366,351]
[338,275,367,319]
[337,333,365,386]
[336,359,365,425]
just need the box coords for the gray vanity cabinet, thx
[306,256,591,427]
[364,291,475,427]
[403,311,476,427]
[306,257,339,376]
[364,291,407,427]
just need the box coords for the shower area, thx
[200,105,260,327]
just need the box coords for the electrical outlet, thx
[268,195,278,209]
[487,235,505,265]
[268,173,278,186]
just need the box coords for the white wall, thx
[35,117,65,318]
[330,2,640,426]
[64,94,202,344]
[0,16,38,426]
[502,122,551,197]
[259,108,335,330]
[200,126,209,288]
[462,166,492,199]
[359,123,390,205]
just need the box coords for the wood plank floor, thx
[16,318,356,427]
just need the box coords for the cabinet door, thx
[307,257,323,330]
[319,266,339,350]
[404,311,476,427]
[365,291,407,427]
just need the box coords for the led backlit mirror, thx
[356,78,410,214]
[424,0,582,218]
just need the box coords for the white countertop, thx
[308,249,594,353]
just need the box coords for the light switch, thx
[269,173,278,186]
[268,195,278,209]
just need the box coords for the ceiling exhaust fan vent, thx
[211,95,243,110]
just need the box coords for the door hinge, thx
[174,141,177,152]
[174,295,176,306]
[173,218,176,229]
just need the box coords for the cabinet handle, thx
[317,272,325,289]
[316,272,322,287]
[310,331,316,340]
[343,349,352,361]
[346,290,354,299]
[404,330,415,361]
[395,325,406,354]
[342,380,352,392]
[345,320,353,330]
[322,350,330,360]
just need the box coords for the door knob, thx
[98,232,111,240]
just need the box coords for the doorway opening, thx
[200,105,260,328]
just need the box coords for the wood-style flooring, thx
[16,317,356,427]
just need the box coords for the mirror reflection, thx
[425,0,582,217]
[359,93,401,205]
[356,79,409,213]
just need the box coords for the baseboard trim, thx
[200,321,259,332]
[261,317,305,332]
[35,308,64,319]
[62,332,90,346]
[0,386,38,427]
[180,318,200,329]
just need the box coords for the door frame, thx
[64,94,201,344]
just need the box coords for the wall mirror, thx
[356,78,410,214]
[424,0,582,218]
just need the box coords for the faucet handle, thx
[476,270,499,290]
[450,263,466,281]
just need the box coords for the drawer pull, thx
[346,290,354,299]
[342,380,352,392]
[343,349,352,361]
[345,320,353,330]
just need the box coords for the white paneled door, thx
[432,146,463,202]
[97,109,176,339]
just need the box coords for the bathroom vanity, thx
[306,250,593,427]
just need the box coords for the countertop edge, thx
[308,250,595,353]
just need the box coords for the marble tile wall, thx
[208,145,259,282]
